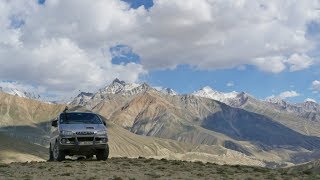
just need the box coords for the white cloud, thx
[286,53,313,72]
[267,90,300,100]
[278,91,300,99]
[134,0,319,72]
[252,56,286,73]
[0,37,147,99]
[311,80,320,93]
[0,0,147,99]
[0,0,319,99]
[226,81,234,87]
[0,81,45,95]
[252,53,314,73]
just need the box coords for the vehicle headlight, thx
[61,130,74,136]
[96,130,107,136]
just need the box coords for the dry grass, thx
[0,157,319,180]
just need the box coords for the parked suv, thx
[49,110,109,161]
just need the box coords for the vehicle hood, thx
[59,124,106,132]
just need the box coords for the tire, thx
[96,144,109,161]
[48,144,54,161]
[53,142,65,161]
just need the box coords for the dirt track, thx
[0,157,318,180]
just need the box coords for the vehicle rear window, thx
[60,113,102,124]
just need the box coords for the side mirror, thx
[51,120,58,127]
[98,115,107,126]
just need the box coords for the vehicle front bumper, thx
[59,143,107,151]
[57,135,108,151]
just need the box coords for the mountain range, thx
[68,79,320,166]
[71,79,320,138]
[1,79,320,167]
[0,86,41,100]
[0,92,262,166]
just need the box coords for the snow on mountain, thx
[74,79,151,106]
[70,92,94,106]
[192,86,239,103]
[265,97,287,106]
[305,98,317,103]
[71,79,320,116]
[264,96,320,115]
[0,86,41,100]
[96,78,179,97]
[90,78,153,98]
[72,79,180,106]
[295,101,320,113]
[160,88,178,95]
[192,86,320,120]
[101,78,141,95]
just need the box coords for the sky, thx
[0,0,320,103]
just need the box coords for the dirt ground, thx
[0,157,319,180]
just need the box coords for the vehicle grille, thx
[77,137,94,142]
[67,138,76,142]
[75,131,94,135]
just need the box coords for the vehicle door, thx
[50,116,60,148]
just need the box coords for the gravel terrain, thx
[0,157,319,180]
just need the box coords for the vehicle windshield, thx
[60,113,102,124]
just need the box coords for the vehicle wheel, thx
[53,142,65,161]
[49,144,54,161]
[96,144,109,161]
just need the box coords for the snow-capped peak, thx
[266,97,283,103]
[99,79,148,96]
[299,100,320,112]
[265,96,289,107]
[304,98,317,103]
[160,88,178,95]
[0,86,41,100]
[193,86,238,103]
[70,92,94,105]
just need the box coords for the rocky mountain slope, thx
[193,86,320,137]
[0,92,66,127]
[2,79,320,166]
[107,120,263,166]
[0,86,41,101]
[287,158,320,175]
[68,79,320,166]
[1,120,263,166]
[0,133,47,163]
[0,92,263,166]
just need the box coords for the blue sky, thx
[143,65,320,101]
[122,0,153,9]
[114,48,320,102]
[1,0,319,102]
